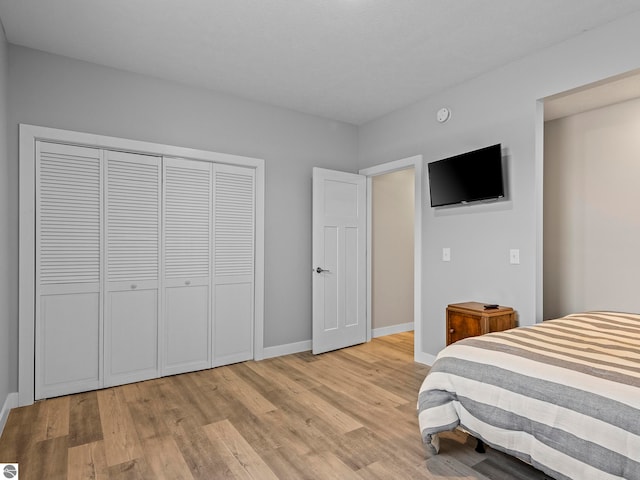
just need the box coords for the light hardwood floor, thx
[0,332,550,479]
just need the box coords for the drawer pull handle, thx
[185,280,191,285]
[449,328,454,333]
[131,284,137,290]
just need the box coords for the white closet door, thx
[35,141,103,399]
[162,157,212,376]
[104,150,161,386]
[212,163,255,366]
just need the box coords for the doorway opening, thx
[371,168,415,341]
[360,155,426,364]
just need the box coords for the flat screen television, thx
[428,144,504,207]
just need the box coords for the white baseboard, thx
[261,323,416,361]
[0,392,19,437]
[414,351,437,366]
[372,322,414,338]
[262,340,312,359]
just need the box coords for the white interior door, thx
[312,167,366,354]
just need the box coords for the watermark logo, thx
[0,464,18,479]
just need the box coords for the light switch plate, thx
[442,247,451,262]
[510,249,520,265]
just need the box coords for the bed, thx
[417,311,640,480]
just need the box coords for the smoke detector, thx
[436,107,451,123]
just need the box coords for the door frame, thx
[359,155,430,365]
[19,124,265,406]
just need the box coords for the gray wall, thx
[6,45,359,392]
[0,25,11,405]
[544,97,640,318]
[372,168,414,330]
[5,11,640,397]
[358,11,640,357]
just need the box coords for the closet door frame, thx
[19,124,265,406]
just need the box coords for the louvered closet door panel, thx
[105,150,161,386]
[213,163,255,366]
[107,152,160,283]
[163,157,212,376]
[35,141,103,399]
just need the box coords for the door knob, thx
[315,267,330,274]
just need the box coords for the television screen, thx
[428,144,504,207]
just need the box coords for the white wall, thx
[5,45,359,387]
[358,12,640,358]
[0,23,11,406]
[372,168,414,330]
[544,97,640,318]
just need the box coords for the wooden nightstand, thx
[446,302,516,345]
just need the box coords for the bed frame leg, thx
[475,438,486,454]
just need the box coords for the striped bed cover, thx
[417,312,640,480]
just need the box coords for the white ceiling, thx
[2,1,640,125]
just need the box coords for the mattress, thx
[417,311,640,480]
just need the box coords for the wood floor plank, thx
[67,440,109,480]
[341,341,400,363]
[258,447,320,480]
[0,402,42,462]
[310,381,423,453]
[330,426,392,471]
[303,450,362,480]
[210,366,278,415]
[107,458,156,480]
[357,460,413,480]
[244,356,321,394]
[227,361,297,398]
[474,452,550,480]
[119,379,155,404]
[249,359,363,436]
[33,395,70,441]
[233,408,313,457]
[22,435,69,480]
[203,419,279,480]
[68,391,103,448]
[122,381,174,442]
[0,332,551,480]
[163,408,230,480]
[288,352,410,408]
[426,453,493,479]
[141,435,194,480]
[173,370,240,425]
[286,385,363,434]
[97,388,143,466]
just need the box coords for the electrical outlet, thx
[442,247,451,262]
[510,249,520,265]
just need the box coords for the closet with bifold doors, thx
[35,140,256,400]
